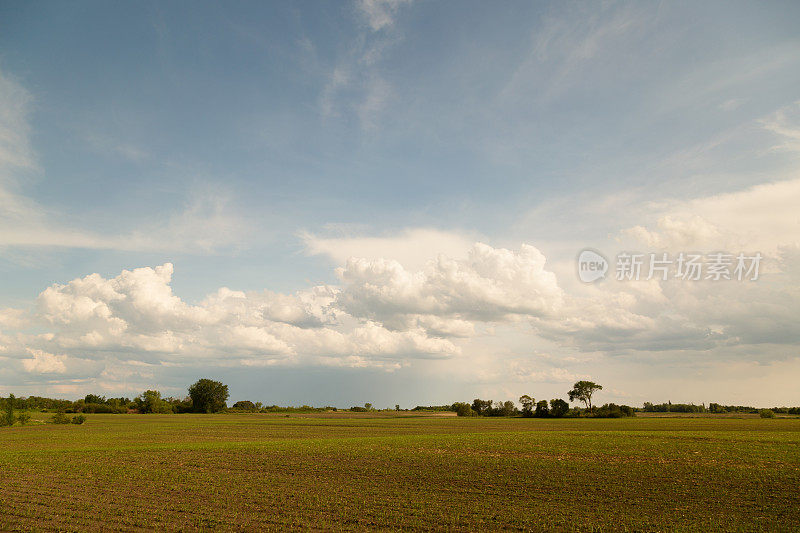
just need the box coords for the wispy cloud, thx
[357,76,393,130]
[0,69,37,175]
[761,100,800,153]
[0,67,248,256]
[84,132,150,163]
[301,227,478,269]
[0,189,249,254]
[500,3,648,104]
[355,0,412,32]
[319,0,412,129]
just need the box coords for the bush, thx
[84,394,106,404]
[79,403,123,414]
[411,405,452,412]
[50,411,71,424]
[759,409,776,419]
[17,412,31,426]
[593,403,636,418]
[170,397,194,414]
[259,405,332,413]
[644,402,705,413]
[2,394,15,427]
[71,414,87,425]
[135,390,174,414]
[231,400,257,411]
[452,402,475,417]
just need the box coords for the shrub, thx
[471,399,493,416]
[136,390,174,414]
[50,411,71,424]
[759,409,776,419]
[170,397,194,413]
[2,394,15,427]
[644,402,705,413]
[17,412,31,426]
[231,400,257,411]
[84,394,106,404]
[593,403,636,418]
[71,415,87,425]
[411,405,453,412]
[452,402,475,417]
[79,403,122,414]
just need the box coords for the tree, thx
[567,381,603,413]
[231,400,256,411]
[137,390,173,414]
[593,403,635,418]
[493,400,517,417]
[188,379,229,413]
[549,398,569,418]
[364,403,373,411]
[17,412,31,425]
[50,410,70,424]
[519,395,535,418]
[1,394,14,427]
[534,400,550,418]
[84,394,106,404]
[452,402,474,417]
[471,399,492,416]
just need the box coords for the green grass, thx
[1,413,798,531]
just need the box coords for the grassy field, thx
[1,413,798,531]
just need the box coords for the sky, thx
[0,0,799,407]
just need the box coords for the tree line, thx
[642,401,800,415]
[3,378,798,425]
[448,381,634,418]
[0,393,85,426]
[0,378,230,425]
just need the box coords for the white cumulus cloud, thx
[22,349,67,374]
[335,242,564,323]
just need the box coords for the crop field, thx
[1,414,798,531]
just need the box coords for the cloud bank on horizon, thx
[1,0,799,405]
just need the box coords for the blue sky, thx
[1,1,799,407]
